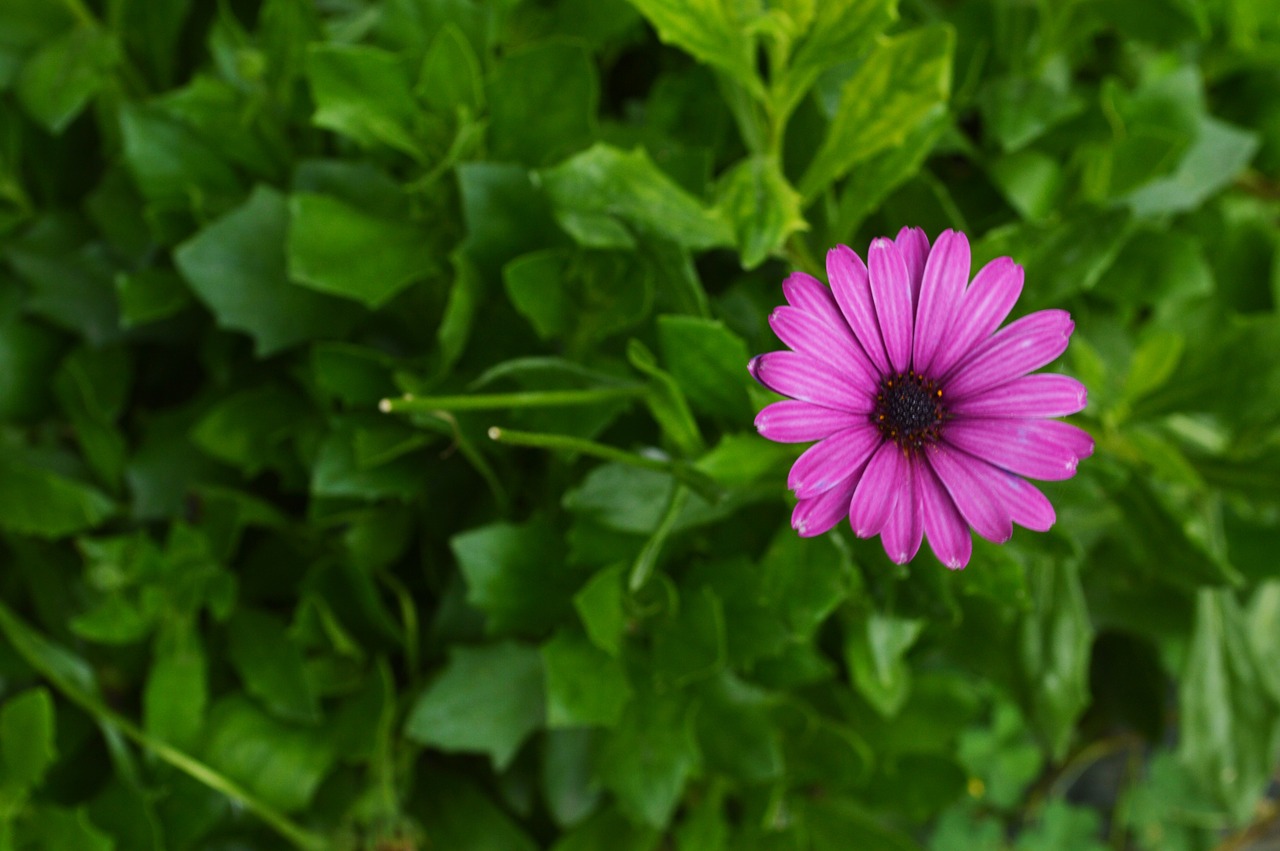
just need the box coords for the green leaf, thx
[957,700,1044,810]
[305,43,425,159]
[119,103,242,208]
[226,609,320,724]
[653,586,726,685]
[1112,477,1241,588]
[777,0,895,119]
[596,687,699,827]
[976,74,1085,152]
[627,338,705,457]
[437,250,484,374]
[173,185,358,356]
[799,26,953,200]
[287,192,437,308]
[540,144,734,251]
[114,268,192,328]
[0,451,113,538]
[715,156,806,269]
[693,674,782,782]
[18,806,115,851]
[52,344,129,490]
[573,564,628,656]
[541,629,633,727]
[543,728,604,828]
[1019,558,1092,760]
[1180,588,1280,824]
[191,384,313,475]
[143,622,207,750]
[417,771,540,851]
[552,807,660,851]
[489,43,597,167]
[845,612,924,718]
[1125,117,1259,217]
[201,695,336,813]
[0,687,56,790]
[1013,800,1108,851]
[404,641,545,769]
[15,25,119,134]
[656,315,752,421]
[417,23,484,114]
[623,0,761,96]
[451,518,581,637]
[457,162,566,278]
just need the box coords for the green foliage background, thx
[1,0,1280,848]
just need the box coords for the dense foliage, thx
[2,0,1279,849]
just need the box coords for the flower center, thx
[874,371,946,451]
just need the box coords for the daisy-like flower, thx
[749,228,1093,569]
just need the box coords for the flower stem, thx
[379,386,646,413]
[487,427,721,502]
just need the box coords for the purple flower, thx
[749,228,1093,569]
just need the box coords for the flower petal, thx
[895,226,930,307]
[879,458,924,564]
[788,425,881,499]
[918,461,972,569]
[930,256,1023,377]
[868,237,914,374]
[793,475,857,538]
[942,310,1074,398]
[755,400,866,443]
[769,306,877,387]
[926,443,1012,544]
[827,244,891,376]
[980,462,1056,531]
[949,374,1087,418]
[848,440,907,537]
[912,229,970,375]
[782,272,845,331]
[943,418,1094,481]
[749,351,877,412]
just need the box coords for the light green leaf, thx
[417,23,484,114]
[404,642,545,769]
[799,26,953,200]
[715,156,806,269]
[540,144,734,251]
[287,193,436,308]
[306,43,424,159]
[845,612,924,718]
[776,0,895,119]
[573,564,628,657]
[143,622,207,749]
[623,0,761,96]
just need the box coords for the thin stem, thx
[629,484,690,591]
[0,605,327,851]
[488,427,721,502]
[379,386,645,413]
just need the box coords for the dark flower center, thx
[874,371,946,451]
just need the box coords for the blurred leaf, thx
[596,686,699,827]
[418,23,484,114]
[17,806,115,850]
[174,185,357,356]
[1125,117,1258,217]
[540,144,734,251]
[977,74,1084,152]
[417,771,540,851]
[287,193,437,308]
[119,103,242,208]
[1013,800,1107,851]
[573,564,628,656]
[227,608,320,724]
[0,450,113,538]
[405,641,545,769]
[846,612,924,718]
[542,629,633,727]
[653,586,726,685]
[306,43,424,159]
[489,43,597,167]
[830,110,947,239]
[1112,477,1240,588]
[799,26,953,200]
[957,700,1043,810]
[1121,750,1224,851]
[202,696,335,813]
[1019,559,1092,760]
[114,268,192,327]
[776,0,895,119]
[693,673,782,782]
[628,339,705,456]
[16,25,119,134]
[1180,588,1280,824]
[0,687,56,791]
[458,162,566,278]
[552,807,660,851]
[143,622,207,750]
